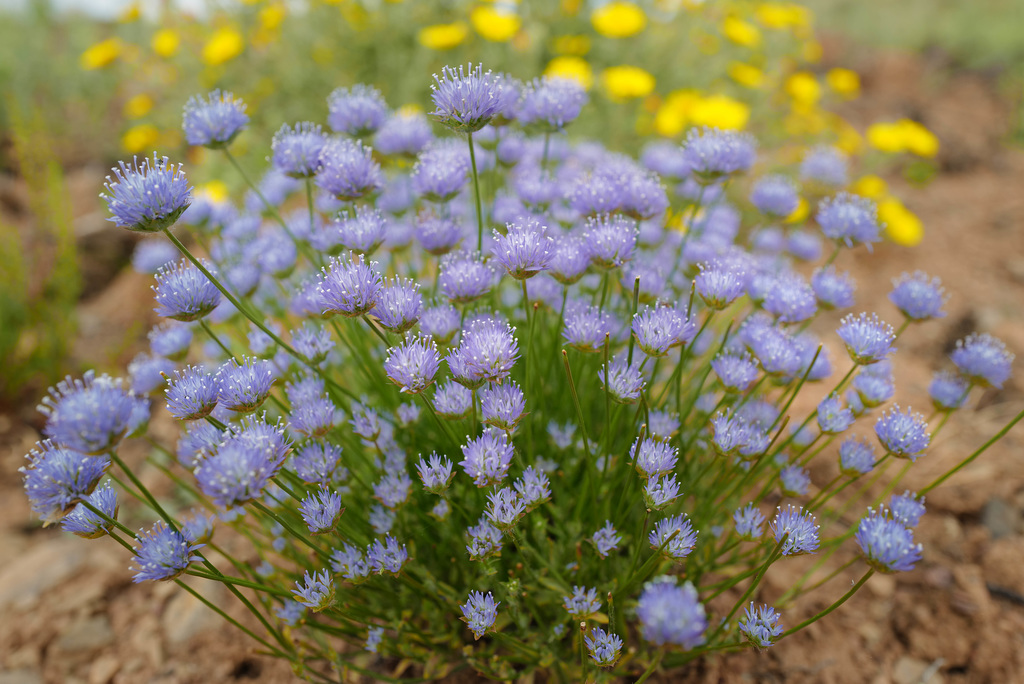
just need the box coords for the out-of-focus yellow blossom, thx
[152,29,180,58]
[722,16,761,47]
[601,65,655,101]
[786,197,809,224]
[196,180,230,203]
[562,0,583,16]
[879,198,924,246]
[545,56,593,90]
[785,72,821,106]
[123,94,154,120]
[834,118,864,155]
[654,90,701,137]
[867,122,904,153]
[418,22,469,50]
[203,27,244,66]
[118,3,140,22]
[80,38,121,70]
[867,120,938,157]
[260,4,287,31]
[471,6,520,42]
[826,68,860,98]
[690,94,750,130]
[591,2,647,38]
[121,124,159,154]
[553,34,591,55]
[852,174,888,200]
[902,120,939,157]
[802,40,823,63]
[756,3,810,30]
[728,62,765,88]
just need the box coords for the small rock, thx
[0,539,88,611]
[162,578,225,644]
[892,656,945,684]
[87,655,121,684]
[55,615,114,653]
[0,670,43,684]
[981,498,1020,539]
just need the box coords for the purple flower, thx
[563,303,613,353]
[316,138,383,201]
[648,410,680,440]
[366,626,385,653]
[38,372,142,455]
[165,365,219,420]
[838,437,876,476]
[176,421,221,469]
[592,521,622,558]
[460,429,515,487]
[771,505,820,555]
[929,370,970,411]
[438,251,495,304]
[373,472,412,509]
[800,145,848,187]
[412,139,470,202]
[852,362,895,407]
[375,278,423,334]
[600,356,646,404]
[712,353,759,392]
[466,516,503,560]
[460,590,500,639]
[21,441,110,524]
[631,305,695,357]
[415,215,464,255]
[331,543,370,580]
[182,90,249,148]
[644,474,681,509]
[583,214,638,269]
[152,258,222,322]
[636,579,706,648]
[102,154,192,232]
[763,272,817,323]
[216,357,275,413]
[332,209,387,256]
[585,627,623,667]
[293,569,334,611]
[451,317,520,384]
[874,405,930,461]
[734,503,765,540]
[299,485,344,535]
[271,122,327,178]
[317,253,383,317]
[433,380,473,419]
[779,465,810,497]
[811,266,856,310]
[682,127,757,181]
[131,521,203,583]
[649,515,698,559]
[548,235,590,285]
[817,393,854,434]
[367,535,408,574]
[696,259,748,310]
[739,603,783,648]
[293,442,345,485]
[889,271,947,321]
[385,336,440,394]
[430,64,503,134]
[856,507,922,573]
[416,453,454,494]
[194,416,290,507]
[563,585,601,619]
[480,381,526,430]
[750,175,799,218]
[951,333,1014,389]
[327,84,388,137]
[491,218,553,279]
[816,193,882,248]
[890,490,926,528]
[291,323,334,364]
[837,313,896,365]
[631,437,678,478]
[375,110,434,158]
[133,240,179,274]
[486,487,527,529]
[517,76,587,132]
[420,303,461,343]
[61,481,118,538]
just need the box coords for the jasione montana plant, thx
[21,67,1021,682]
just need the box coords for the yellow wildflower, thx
[471,6,520,42]
[833,118,863,155]
[123,94,154,120]
[202,27,244,66]
[826,68,860,98]
[601,65,655,101]
[545,56,593,90]
[562,0,583,16]
[152,29,180,58]
[785,72,821,106]
[786,197,810,224]
[196,180,230,203]
[866,122,904,153]
[260,4,287,32]
[722,16,761,48]
[728,62,765,89]
[901,120,939,157]
[851,175,888,200]
[879,198,924,246]
[690,94,750,130]
[654,90,701,137]
[591,2,647,39]
[418,22,469,50]
[802,40,823,63]
[121,124,160,154]
[553,34,591,56]
[80,38,121,70]
[118,3,140,22]
[756,3,810,29]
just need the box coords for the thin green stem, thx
[467,131,484,251]
[781,569,874,637]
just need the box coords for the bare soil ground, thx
[2,46,1023,684]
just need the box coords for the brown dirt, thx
[2,48,1024,684]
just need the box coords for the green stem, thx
[921,406,1024,495]
[467,131,484,252]
[781,569,874,637]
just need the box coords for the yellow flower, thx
[833,118,863,155]
[690,94,750,130]
[553,34,591,56]
[786,197,809,224]
[203,27,244,66]
[866,121,905,153]
[260,4,287,32]
[562,0,583,16]
[591,2,647,38]
[80,38,121,70]
[418,22,469,50]
[722,16,761,48]
[756,3,810,30]
[123,94,154,120]
[901,120,939,157]
[785,72,821,106]
[654,90,700,137]
[196,180,230,203]
[152,29,180,58]
[728,62,765,89]
[851,174,888,200]
[826,68,860,98]
[471,6,520,42]
[121,124,160,154]
[118,2,140,22]
[601,65,655,101]
[879,198,924,246]
[802,39,823,63]
[545,56,593,90]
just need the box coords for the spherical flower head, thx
[416,214,464,255]
[375,278,423,334]
[293,569,334,611]
[517,76,588,132]
[433,380,473,419]
[480,381,526,430]
[837,312,896,365]
[416,452,455,494]
[585,627,624,668]
[299,485,344,535]
[548,235,590,285]
[332,208,387,256]
[195,416,290,507]
[816,193,882,248]
[164,365,218,420]
[771,505,820,555]
[817,393,855,434]
[644,474,681,510]
[951,332,1014,389]
[637,578,707,649]
[562,303,613,353]
[460,429,515,487]
[61,481,118,538]
[855,507,923,573]
[438,250,496,304]
[734,503,765,540]
[461,590,500,640]
[600,356,646,404]
[374,472,412,509]
[779,465,810,497]
[215,357,275,413]
[647,410,680,441]
[431,64,503,134]
[811,266,856,310]
[385,336,440,394]
[293,442,345,486]
[466,516,504,561]
[367,535,409,575]
[763,271,817,324]
[631,305,695,358]
[750,175,799,218]
[929,370,970,411]
[38,372,141,455]
[270,122,327,178]
[327,84,388,137]
[131,521,203,583]
[316,138,383,201]
[455,317,520,383]
[890,490,927,528]
[21,441,110,524]
[631,437,678,478]
[152,258,222,322]
[710,411,754,458]
[744,319,802,377]
[317,252,383,317]
[182,90,248,148]
[412,139,471,202]
[375,109,434,158]
[419,303,460,345]
[649,514,698,560]
[491,218,554,279]
[739,603,783,648]
[275,600,306,627]
[888,271,947,321]
[180,509,215,545]
[696,259,748,310]
[331,543,370,581]
[839,437,877,476]
[563,585,601,619]
[486,487,527,530]
[874,405,930,461]
[133,240,179,275]
[800,145,849,187]
[102,154,192,233]
[397,403,420,426]
[366,626,385,654]
[712,353,759,393]
[682,127,757,182]
[369,504,396,536]
[592,521,622,558]
[582,214,639,269]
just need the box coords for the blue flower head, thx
[771,505,820,556]
[433,380,473,419]
[681,127,757,182]
[817,393,855,434]
[779,465,810,497]
[416,215,464,256]
[951,333,1014,389]
[491,217,553,279]
[330,543,370,581]
[644,474,682,510]
[182,90,249,148]
[275,600,306,627]
[712,352,759,393]
[750,175,799,218]
[366,626,385,653]
[517,76,588,132]
[637,578,706,648]
[838,436,877,476]
[481,381,527,431]
[734,503,766,540]
[800,145,848,187]
[375,278,423,334]
[889,490,927,528]
[486,487,527,530]
[816,193,881,248]
[299,485,344,535]
[165,365,219,421]
[438,250,496,304]
[195,415,290,507]
[563,585,601,619]
[631,305,695,358]
[292,569,334,611]
[600,355,646,404]
[316,138,383,201]
[292,442,345,485]
[327,84,388,137]
[102,155,192,233]
[460,429,515,487]
[216,357,275,413]
[811,266,856,310]
[461,590,500,639]
[416,452,454,494]
[21,441,110,524]
[367,535,408,574]
[649,514,698,560]
[889,271,947,321]
[631,437,679,478]
[412,139,470,202]
[332,208,387,256]
[591,521,622,558]
[384,336,440,394]
[874,405,930,461]
[451,317,520,384]
[562,303,613,353]
[271,122,327,178]
[696,259,749,310]
[133,240,179,274]
[855,507,923,573]
[585,627,623,668]
[548,235,590,285]
[431,64,503,134]
[131,520,203,583]
[317,252,384,317]
[928,370,970,411]
[739,603,783,648]
[153,258,222,322]
[837,312,896,365]
[38,372,143,455]
[582,214,639,269]
[375,109,434,158]
[61,481,118,538]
